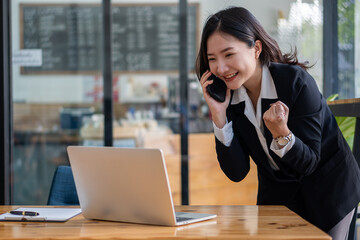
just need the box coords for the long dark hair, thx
[195,7,309,79]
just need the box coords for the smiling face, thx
[206,31,262,90]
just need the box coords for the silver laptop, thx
[67,146,216,226]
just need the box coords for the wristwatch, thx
[275,132,293,146]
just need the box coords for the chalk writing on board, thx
[20,4,198,74]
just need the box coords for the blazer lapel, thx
[230,102,263,151]
[230,102,272,167]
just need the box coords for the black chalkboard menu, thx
[20,3,198,74]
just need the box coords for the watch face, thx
[277,138,289,146]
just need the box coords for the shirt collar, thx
[231,65,278,105]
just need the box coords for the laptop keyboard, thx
[176,216,193,222]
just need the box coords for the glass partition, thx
[11,1,104,204]
[188,0,323,205]
[338,0,360,99]
[10,0,324,205]
[110,1,186,205]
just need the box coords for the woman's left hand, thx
[263,101,290,138]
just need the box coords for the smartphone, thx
[206,74,227,102]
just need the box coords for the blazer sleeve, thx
[215,135,250,182]
[276,68,324,176]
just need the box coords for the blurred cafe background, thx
[1,0,359,206]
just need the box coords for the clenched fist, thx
[263,101,290,139]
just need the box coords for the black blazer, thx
[215,62,360,232]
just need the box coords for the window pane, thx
[110,2,185,205]
[276,0,323,91]
[191,0,323,205]
[11,1,103,204]
[338,0,358,99]
[356,0,360,97]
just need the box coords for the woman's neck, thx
[244,64,262,110]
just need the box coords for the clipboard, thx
[0,207,82,222]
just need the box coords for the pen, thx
[9,211,39,216]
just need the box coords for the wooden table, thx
[0,205,330,240]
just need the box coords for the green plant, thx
[327,94,356,151]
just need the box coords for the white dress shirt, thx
[213,65,295,170]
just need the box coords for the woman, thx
[196,7,360,240]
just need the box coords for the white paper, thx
[0,207,81,222]
[12,49,42,66]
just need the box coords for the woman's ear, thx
[254,40,262,59]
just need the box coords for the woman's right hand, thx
[199,70,231,129]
